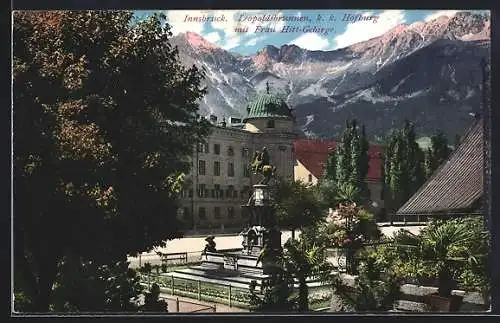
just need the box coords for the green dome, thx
[244,93,293,121]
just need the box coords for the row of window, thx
[197,143,251,157]
[180,185,252,200]
[182,206,240,220]
[198,160,251,177]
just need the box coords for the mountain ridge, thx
[169,11,490,140]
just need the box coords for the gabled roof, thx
[397,118,483,215]
[293,139,383,181]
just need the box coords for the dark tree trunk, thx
[438,268,454,298]
[291,229,295,240]
[346,246,358,275]
[298,276,309,312]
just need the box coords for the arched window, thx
[267,120,275,128]
[308,174,313,182]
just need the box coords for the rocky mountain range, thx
[170,11,490,141]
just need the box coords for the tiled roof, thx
[244,93,293,120]
[293,139,383,181]
[397,119,483,215]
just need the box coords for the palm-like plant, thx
[392,217,489,297]
[283,238,335,312]
[332,255,402,312]
[336,183,361,205]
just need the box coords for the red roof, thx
[294,139,383,181]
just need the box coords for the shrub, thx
[372,216,489,297]
[332,254,401,311]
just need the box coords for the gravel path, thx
[127,225,426,268]
[128,230,296,268]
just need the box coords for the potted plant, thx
[391,217,489,312]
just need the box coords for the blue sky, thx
[134,10,488,55]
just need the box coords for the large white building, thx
[179,90,297,232]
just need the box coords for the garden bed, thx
[140,272,335,311]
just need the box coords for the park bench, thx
[156,251,188,265]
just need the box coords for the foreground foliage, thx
[13,11,210,311]
[372,217,489,297]
[50,257,143,312]
[332,254,401,311]
[282,238,335,311]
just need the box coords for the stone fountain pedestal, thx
[170,225,281,291]
[170,184,282,291]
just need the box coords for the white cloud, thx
[165,10,209,35]
[289,33,331,51]
[334,10,406,49]
[424,10,459,22]
[204,31,221,44]
[244,35,267,47]
[222,36,242,50]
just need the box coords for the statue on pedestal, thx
[241,146,282,262]
[202,235,217,259]
[250,147,277,185]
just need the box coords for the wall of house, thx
[294,160,318,185]
[179,123,296,231]
[179,126,253,231]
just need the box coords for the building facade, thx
[179,91,296,231]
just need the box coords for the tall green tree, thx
[402,120,425,195]
[359,125,370,191]
[13,11,210,311]
[388,138,405,211]
[383,120,425,212]
[323,119,369,206]
[424,131,452,179]
[324,148,337,180]
[271,180,324,240]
